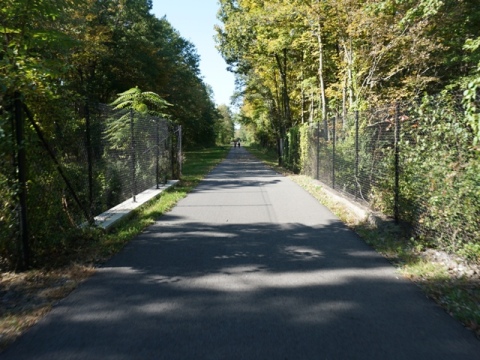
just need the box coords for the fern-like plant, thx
[105,87,173,149]
[110,86,172,117]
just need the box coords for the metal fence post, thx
[130,109,136,202]
[355,110,359,199]
[178,125,182,178]
[85,102,93,215]
[156,118,160,189]
[14,93,29,269]
[170,123,175,179]
[394,102,400,224]
[332,114,336,189]
[316,121,320,180]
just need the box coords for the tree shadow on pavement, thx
[2,147,479,359]
[3,219,479,360]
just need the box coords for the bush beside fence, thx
[294,96,480,261]
[0,101,181,269]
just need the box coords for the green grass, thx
[245,144,279,169]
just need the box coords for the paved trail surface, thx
[2,148,479,359]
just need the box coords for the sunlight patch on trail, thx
[169,266,394,293]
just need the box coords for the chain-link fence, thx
[299,96,480,255]
[301,107,398,209]
[89,104,181,214]
[0,99,181,268]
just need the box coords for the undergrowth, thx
[0,145,230,351]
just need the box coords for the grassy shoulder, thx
[247,144,480,339]
[0,145,231,351]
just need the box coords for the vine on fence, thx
[400,96,480,258]
[291,95,479,262]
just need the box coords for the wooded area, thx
[216,0,480,260]
[216,0,480,144]
[0,0,235,269]
[1,0,479,269]
[2,0,223,146]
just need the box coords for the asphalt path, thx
[2,147,479,359]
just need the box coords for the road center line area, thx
[2,147,479,359]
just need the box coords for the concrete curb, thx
[94,180,180,230]
[309,178,385,226]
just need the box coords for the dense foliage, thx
[216,0,480,259]
[1,0,226,147]
[216,104,236,145]
[0,0,233,269]
[400,96,480,260]
[216,0,480,147]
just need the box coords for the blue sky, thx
[151,0,236,107]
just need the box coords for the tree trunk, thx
[301,51,306,124]
[317,17,327,128]
[275,49,291,129]
[317,20,327,139]
[343,38,355,110]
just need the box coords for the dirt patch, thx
[0,265,95,351]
